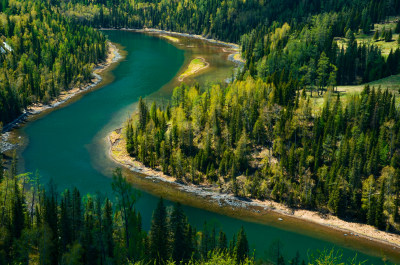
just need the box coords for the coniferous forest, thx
[112,0,400,233]
[1,0,400,264]
[0,0,107,124]
[0,163,368,264]
[0,166,255,264]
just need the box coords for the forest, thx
[107,0,400,233]
[2,0,400,126]
[125,79,400,232]
[0,0,107,124]
[0,161,360,265]
[1,0,400,263]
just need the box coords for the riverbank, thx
[108,129,400,252]
[1,42,121,135]
[101,28,245,65]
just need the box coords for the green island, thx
[1,0,400,264]
[178,58,209,81]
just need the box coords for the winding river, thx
[17,31,398,264]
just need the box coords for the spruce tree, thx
[373,30,380,41]
[149,198,168,264]
[395,21,400,34]
[385,29,393,42]
[138,97,148,131]
[218,230,228,251]
[170,203,189,263]
[235,226,249,263]
[103,198,114,259]
[11,178,24,239]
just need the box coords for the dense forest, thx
[0,162,360,265]
[56,0,400,90]
[0,164,252,264]
[56,0,400,43]
[2,0,400,124]
[0,0,107,124]
[125,78,400,232]
[1,0,400,263]
[94,0,400,233]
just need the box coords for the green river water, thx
[17,30,398,264]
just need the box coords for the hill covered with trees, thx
[59,0,400,95]
[93,0,400,233]
[0,0,107,125]
[125,79,400,232]
[1,0,400,263]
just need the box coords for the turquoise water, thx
[19,31,393,264]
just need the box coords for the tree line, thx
[0,154,370,264]
[58,0,400,91]
[0,0,107,125]
[0,161,255,265]
[56,0,400,43]
[240,11,400,91]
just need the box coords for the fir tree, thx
[149,198,168,264]
[170,203,189,263]
[384,29,393,42]
[373,30,380,41]
[235,226,249,263]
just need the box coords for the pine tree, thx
[72,187,82,242]
[395,21,400,34]
[381,27,386,38]
[170,202,188,263]
[316,52,330,95]
[138,97,148,131]
[60,190,72,250]
[373,30,380,41]
[103,198,114,259]
[235,226,249,263]
[149,198,168,264]
[111,168,140,259]
[385,29,393,42]
[11,178,24,239]
[218,230,228,251]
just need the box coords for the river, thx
[16,30,397,264]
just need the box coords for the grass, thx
[308,74,400,109]
[335,19,399,57]
[161,35,180,43]
[308,19,400,108]
[178,57,208,81]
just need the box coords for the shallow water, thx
[18,31,397,264]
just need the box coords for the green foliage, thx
[112,168,144,261]
[308,249,366,265]
[0,164,258,264]
[126,78,400,231]
[0,0,107,125]
[149,198,168,264]
[384,29,393,42]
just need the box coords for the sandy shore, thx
[1,42,122,134]
[108,129,400,251]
